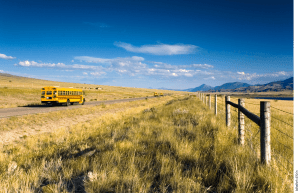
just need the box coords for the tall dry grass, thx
[0,96,293,192]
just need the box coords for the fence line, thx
[197,92,293,173]
[272,137,293,152]
[271,116,294,128]
[272,126,294,140]
[271,106,294,115]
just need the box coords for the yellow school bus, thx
[41,86,85,106]
[154,92,158,97]
[160,93,163,96]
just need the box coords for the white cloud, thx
[150,61,214,70]
[234,71,293,81]
[192,64,214,69]
[16,60,103,71]
[0,53,16,60]
[74,56,145,67]
[114,42,198,55]
[83,72,88,75]
[90,71,106,76]
[0,70,4,73]
[204,76,216,80]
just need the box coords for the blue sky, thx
[0,0,294,89]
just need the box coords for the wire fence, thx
[197,93,294,182]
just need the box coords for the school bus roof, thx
[41,86,82,91]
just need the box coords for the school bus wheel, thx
[66,99,70,106]
[82,99,85,105]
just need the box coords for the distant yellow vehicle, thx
[41,86,85,106]
[160,93,164,96]
[154,92,159,97]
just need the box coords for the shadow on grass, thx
[35,147,98,193]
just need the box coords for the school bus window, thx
[63,91,65,95]
[42,91,45,95]
[47,91,52,95]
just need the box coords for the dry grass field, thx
[0,73,185,108]
[0,95,293,192]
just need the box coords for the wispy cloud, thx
[191,64,214,69]
[114,42,198,55]
[75,56,147,76]
[150,62,214,70]
[15,58,292,84]
[15,60,103,71]
[0,53,16,60]
[204,76,216,80]
[235,71,293,81]
[90,71,106,76]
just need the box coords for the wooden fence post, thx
[215,94,217,115]
[238,98,245,145]
[225,96,230,127]
[260,101,271,165]
[209,94,211,109]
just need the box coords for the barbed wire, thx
[272,137,294,153]
[271,126,294,141]
[271,116,294,129]
[272,151,293,179]
[244,127,255,136]
[246,102,260,106]
[271,106,294,115]
[251,130,260,140]
[272,149,293,167]
[245,137,258,156]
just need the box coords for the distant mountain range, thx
[159,77,293,92]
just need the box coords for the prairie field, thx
[0,95,293,192]
[0,73,184,108]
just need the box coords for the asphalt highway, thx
[0,96,157,119]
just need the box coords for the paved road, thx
[0,96,157,119]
